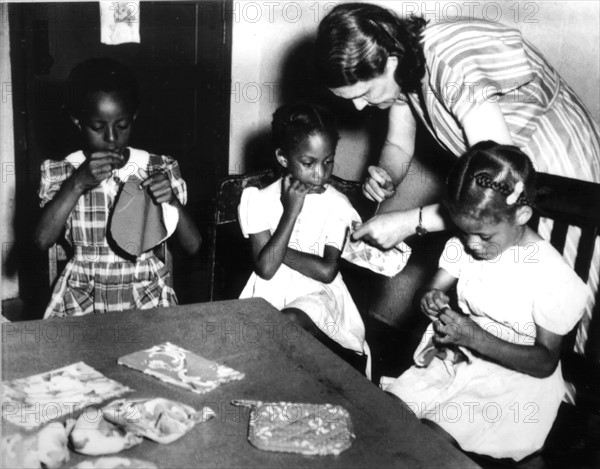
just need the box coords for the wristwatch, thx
[415,206,428,236]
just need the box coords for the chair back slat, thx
[549,220,569,254]
[574,226,598,283]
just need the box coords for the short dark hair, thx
[315,3,427,93]
[271,102,339,154]
[65,58,139,118]
[445,141,537,223]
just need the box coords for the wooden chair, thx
[207,169,376,301]
[526,173,600,468]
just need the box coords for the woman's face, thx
[329,56,401,110]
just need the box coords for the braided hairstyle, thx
[65,58,140,119]
[315,3,427,93]
[272,102,339,155]
[445,141,536,223]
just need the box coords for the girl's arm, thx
[34,151,123,250]
[434,309,563,378]
[140,174,201,255]
[283,245,341,284]
[248,177,310,280]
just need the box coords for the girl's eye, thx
[480,236,492,241]
[302,162,314,168]
[325,160,334,166]
[116,122,131,131]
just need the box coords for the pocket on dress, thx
[64,274,94,315]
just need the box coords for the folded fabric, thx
[69,407,143,455]
[413,323,470,371]
[109,175,179,257]
[73,457,158,469]
[341,234,411,277]
[1,421,71,469]
[117,342,245,394]
[2,362,131,429]
[103,398,215,444]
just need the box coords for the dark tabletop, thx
[1,298,479,468]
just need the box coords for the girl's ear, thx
[275,148,288,168]
[515,205,533,226]
[385,56,399,76]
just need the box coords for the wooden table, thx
[1,299,479,468]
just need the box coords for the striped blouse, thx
[405,20,600,183]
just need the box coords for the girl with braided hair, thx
[382,141,588,461]
[238,102,369,371]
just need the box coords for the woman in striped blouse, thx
[315,3,599,358]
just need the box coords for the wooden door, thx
[8,1,232,317]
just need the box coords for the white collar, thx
[65,148,150,182]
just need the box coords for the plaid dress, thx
[39,148,187,318]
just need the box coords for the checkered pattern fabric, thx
[39,148,186,318]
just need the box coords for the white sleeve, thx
[238,187,270,238]
[438,237,466,279]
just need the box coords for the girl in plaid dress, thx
[34,58,201,318]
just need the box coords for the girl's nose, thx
[104,126,117,143]
[352,97,368,111]
[312,165,325,184]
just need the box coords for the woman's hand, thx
[363,166,396,202]
[140,172,176,205]
[351,210,412,249]
[420,289,450,320]
[433,308,481,348]
[74,150,123,191]
[281,175,310,217]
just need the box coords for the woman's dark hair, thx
[65,58,140,118]
[272,102,339,154]
[315,3,427,93]
[445,141,537,223]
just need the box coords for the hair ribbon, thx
[506,181,524,205]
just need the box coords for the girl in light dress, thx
[238,103,369,371]
[382,141,588,461]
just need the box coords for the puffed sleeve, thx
[151,155,187,206]
[438,237,466,279]
[531,255,588,336]
[424,22,535,123]
[324,194,361,251]
[238,187,271,238]
[38,160,74,208]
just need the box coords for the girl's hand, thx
[74,151,123,190]
[281,175,310,217]
[363,166,395,202]
[420,289,451,320]
[351,211,412,249]
[433,308,480,348]
[140,172,176,205]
